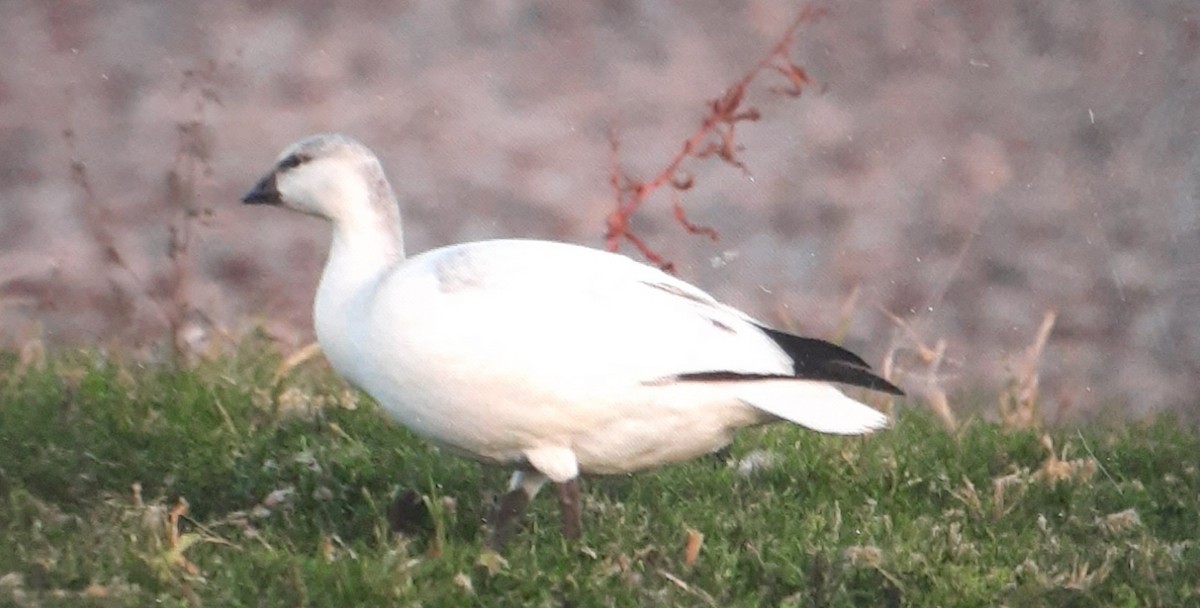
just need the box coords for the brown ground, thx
[1,1,1197,418]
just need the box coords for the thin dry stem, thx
[65,129,172,330]
[831,285,862,345]
[62,62,224,363]
[998,310,1057,429]
[683,527,704,567]
[272,341,324,386]
[880,307,957,432]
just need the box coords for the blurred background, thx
[1,0,1197,419]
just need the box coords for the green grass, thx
[0,347,1197,607]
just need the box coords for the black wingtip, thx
[758,325,903,395]
[829,362,905,396]
[759,327,870,369]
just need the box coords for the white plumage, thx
[243,133,900,547]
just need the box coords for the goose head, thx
[243,133,404,256]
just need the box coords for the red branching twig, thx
[605,5,825,269]
[671,190,719,242]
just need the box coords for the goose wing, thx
[386,239,899,397]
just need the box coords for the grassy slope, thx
[0,349,1197,607]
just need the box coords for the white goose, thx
[243,133,901,549]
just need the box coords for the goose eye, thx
[278,153,308,170]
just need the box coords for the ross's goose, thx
[243,133,902,549]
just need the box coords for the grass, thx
[0,345,1197,607]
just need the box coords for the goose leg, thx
[484,470,546,550]
[555,478,582,540]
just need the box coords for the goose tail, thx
[737,381,891,435]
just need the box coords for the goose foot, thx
[555,478,582,540]
[484,470,546,550]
